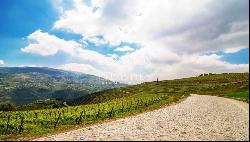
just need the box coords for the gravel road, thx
[34,94,249,141]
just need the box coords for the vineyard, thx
[0,93,184,140]
[0,73,248,140]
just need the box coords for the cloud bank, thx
[21,0,249,84]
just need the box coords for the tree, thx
[0,102,16,111]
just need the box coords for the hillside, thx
[69,73,249,106]
[0,72,248,140]
[0,67,126,106]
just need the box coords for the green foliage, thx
[218,91,249,102]
[17,100,64,111]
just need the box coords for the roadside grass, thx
[217,91,249,102]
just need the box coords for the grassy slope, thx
[70,73,249,106]
[0,73,248,140]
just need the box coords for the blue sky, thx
[218,48,249,64]
[0,0,139,66]
[0,0,249,83]
[0,0,59,66]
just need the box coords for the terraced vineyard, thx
[0,73,248,140]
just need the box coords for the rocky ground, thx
[34,94,249,141]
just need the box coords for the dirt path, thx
[34,94,249,141]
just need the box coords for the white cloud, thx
[21,30,118,71]
[83,36,108,46]
[0,60,4,65]
[59,63,103,76]
[58,53,249,84]
[224,46,248,54]
[115,46,134,52]
[53,0,249,52]
[18,64,43,67]
[107,54,119,59]
[21,29,82,56]
[22,0,249,84]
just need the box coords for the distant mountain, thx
[0,67,126,106]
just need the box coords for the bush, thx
[52,104,59,108]
[0,103,16,111]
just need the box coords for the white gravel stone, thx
[33,94,249,141]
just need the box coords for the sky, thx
[0,0,249,84]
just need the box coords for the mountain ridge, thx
[0,67,126,106]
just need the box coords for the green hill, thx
[69,72,249,106]
[0,67,126,106]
